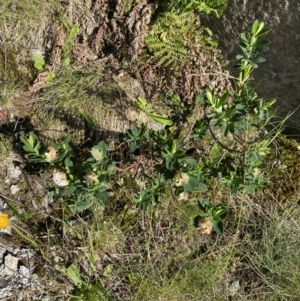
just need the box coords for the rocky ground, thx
[0,151,74,300]
[0,156,41,300]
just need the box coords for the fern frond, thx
[145,12,195,68]
[158,0,227,16]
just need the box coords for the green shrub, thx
[20,132,115,212]
[20,21,274,235]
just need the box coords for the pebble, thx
[10,184,20,195]
[3,253,19,277]
[5,163,22,183]
[19,266,30,284]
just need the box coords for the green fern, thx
[158,0,227,16]
[145,12,200,68]
[187,0,227,15]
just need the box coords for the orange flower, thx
[0,214,9,229]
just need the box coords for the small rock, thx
[19,248,35,262]
[10,184,20,195]
[0,246,6,261]
[0,286,13,298]
[229,280,240,297]
[5,163,22,183]
[19,266,30,284]
[3,253,19,277]
[0,225,12,235]
[0,198,5,211]
[0,278,9,289]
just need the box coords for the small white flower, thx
[45,146,57,162]
[84,172,98,185]
[178,192,188,201]
[53,170,69,187]
[175,172,189,187]
[253,168,261,177]
[199,219,213,235]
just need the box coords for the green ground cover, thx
[1,1,300,300]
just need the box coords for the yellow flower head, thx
[0,214,9,229]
